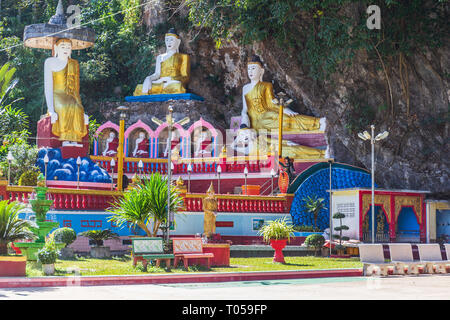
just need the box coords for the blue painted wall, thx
[289,163,373,231]
[437,209,450,241]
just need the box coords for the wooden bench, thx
[172,237,214,269]
[131,237,174,270]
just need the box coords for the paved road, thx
[1,274,449,300]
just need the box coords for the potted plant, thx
[53,227,77,259]
[333,212,350,257]
[78,229,120,258]
[257,217,295,263]
[304,233,326,256]
[37,234,59,276]
[0,200,37,277]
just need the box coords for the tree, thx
[107,173,184,237]
[0,200,37,255]
[304,233,325,256]
[333,212,350,252]
[303,195,327,230]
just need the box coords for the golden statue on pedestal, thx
[134,28,190,95]
[203,182,218,238]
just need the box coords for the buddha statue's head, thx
[54,38,72,59]
[165,28,181,53]
[109,132,116,140]
[247,55,264,82]
[138,132,146,139]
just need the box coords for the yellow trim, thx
[0,179,7,186]
[0,256,27,261]
[6,185,123,197]
[165,33,180,39]
[331,190,360,196]
[436,202,450,210]
[185,193,286,201]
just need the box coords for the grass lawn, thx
[26,255,363,277]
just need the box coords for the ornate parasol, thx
[23,0,95,50]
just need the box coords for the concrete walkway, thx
[1,274,449,300]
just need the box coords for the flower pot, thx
[42,263,55,275]
[0,256,27,277]
[270,239,287,263]
[90,246,111,259]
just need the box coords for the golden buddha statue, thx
[134,28,190,95]
[202,182,218,238]
[240,55,326,133]
[231,127,326,159]
[44,38,88,146]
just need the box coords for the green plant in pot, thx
[37,234,59,276]
[257,217,295,263]
[78,229,120,259]
[53,227,77,259]
[0,200,37,276]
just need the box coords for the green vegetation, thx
[25,255,362,276]
[107,173,184,237]
[333,212,350,251]
[0,0,158,126]
[78,229,120,247]
[37,233,59,264]
[303,195,326,231]
[257,217,296,243]
[0,200,37,255]
[304,234,326,256]
[53,227,77,248]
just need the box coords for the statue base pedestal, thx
[37,116,89,159]
[125,93,204,103]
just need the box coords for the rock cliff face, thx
[100,2,448,197]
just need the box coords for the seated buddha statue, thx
[240,55,326,134]
[163,129,180,158]
[132,132,149,158]
[231,126,329,159]
[134,28,190,96]
[44,38,89,147]
[102,131,119,157]
[194,128,211,157]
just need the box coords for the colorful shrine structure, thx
[8,2,445,255]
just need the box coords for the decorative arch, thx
[94,121,120,156]
[124,120,154,157]
[154,122,188,158]
[186,118,219,158]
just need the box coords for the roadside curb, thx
[0,268,363,288]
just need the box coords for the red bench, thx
[172,237,214,269]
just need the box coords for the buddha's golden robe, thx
[245,135,325,159]
[134,53,190,95]
[203,186,218,238]
[51,58,87,142]
[245,81,320,133]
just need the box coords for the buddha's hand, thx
[283,108,298,116]
[84,114,89,125]
[49,112,58,124]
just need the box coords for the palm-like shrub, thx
[78,229,120,247]
[257,217,296,243]
[107,173,184,237]
[303,195,327,230]
[0,200,37,255]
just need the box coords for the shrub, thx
[304,234,325,256]
[78,229,120,247]
[18,170,39,186]
[293,225,321,232]
[53,227,77,248]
